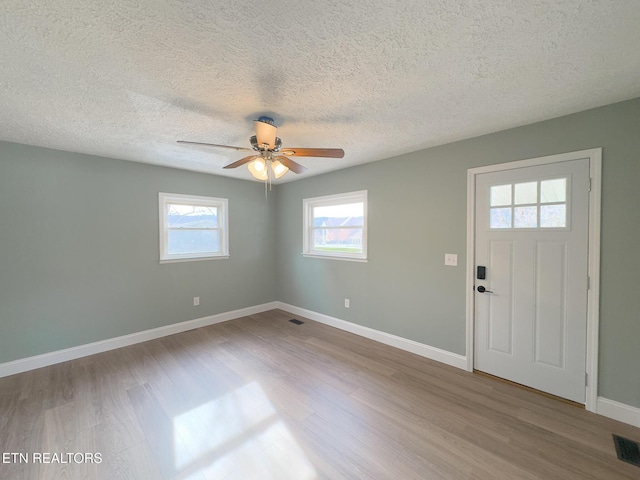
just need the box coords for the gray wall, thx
[275,97,640,408]
[0,141,276,364]
[2,98,639,409]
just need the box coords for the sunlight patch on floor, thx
[173,381,316,479]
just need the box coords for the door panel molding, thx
[466,148,602,412]
[534,241,567,369]
[487,240,515,355]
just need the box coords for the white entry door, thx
[474,157,590,403]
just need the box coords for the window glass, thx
[303,191,367,260]
[313,202,363,220]
[168,230,219,255]
[167,205,218,228]
[312,228,363,254]
[159,193,228,262]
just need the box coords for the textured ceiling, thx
[1,1,640,183]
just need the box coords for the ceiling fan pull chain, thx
[264,176,268,201]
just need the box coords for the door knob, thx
[477,286,493,293]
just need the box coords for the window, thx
[489,177,568,229]
[303,190,367,261]
[159,192,228,262]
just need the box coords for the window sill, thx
[160,255,229,264]
[302,253,367,263]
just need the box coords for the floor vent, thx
[289,319,304,325]
[613,434,640,467]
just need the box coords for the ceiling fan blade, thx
[275,156,308,174]
[223,155,260,169]
[177,140,252,151]
[279,148,344,158]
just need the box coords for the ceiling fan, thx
[177,116,345,181]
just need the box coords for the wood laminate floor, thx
[1,309,639,479]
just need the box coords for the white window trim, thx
[303,190,368,262]
[159,192,229,263]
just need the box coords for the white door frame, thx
[465,148,602,412]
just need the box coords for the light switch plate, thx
[444,253,458,266]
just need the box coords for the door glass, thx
[490,177,567,230]
[541,178,566,203]
[514,182,537,205]
[540,204,566,228]
[490,185,511,206]
[490,208,512,228]
[514,206,538,228]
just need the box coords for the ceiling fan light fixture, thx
[178,116,344,184]
[254,116,277,149]
[271,159,289,179]
[248,158,268,180]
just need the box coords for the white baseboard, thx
[5,301,639,430]
[596,397,640,428]
[277,303,640,429]
[276,302,467,370]
[0,302,278,379]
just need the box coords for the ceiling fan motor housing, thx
[251,135,282,152]
[253,116,278,149]
[256,116,275,126]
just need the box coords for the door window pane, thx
[489,177,568,230]
[490,208,512,228]
[514,182,537,205]
[490,185,512,206]
[514,206,538,228]
[541,178,567,203]
[540,205,566,228]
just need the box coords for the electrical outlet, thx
[444,253,458,266]
[193,296,200,306]
[344,298,350,308]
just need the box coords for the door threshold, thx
[473,369,585,409]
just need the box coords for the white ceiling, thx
[2,1,640,183]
